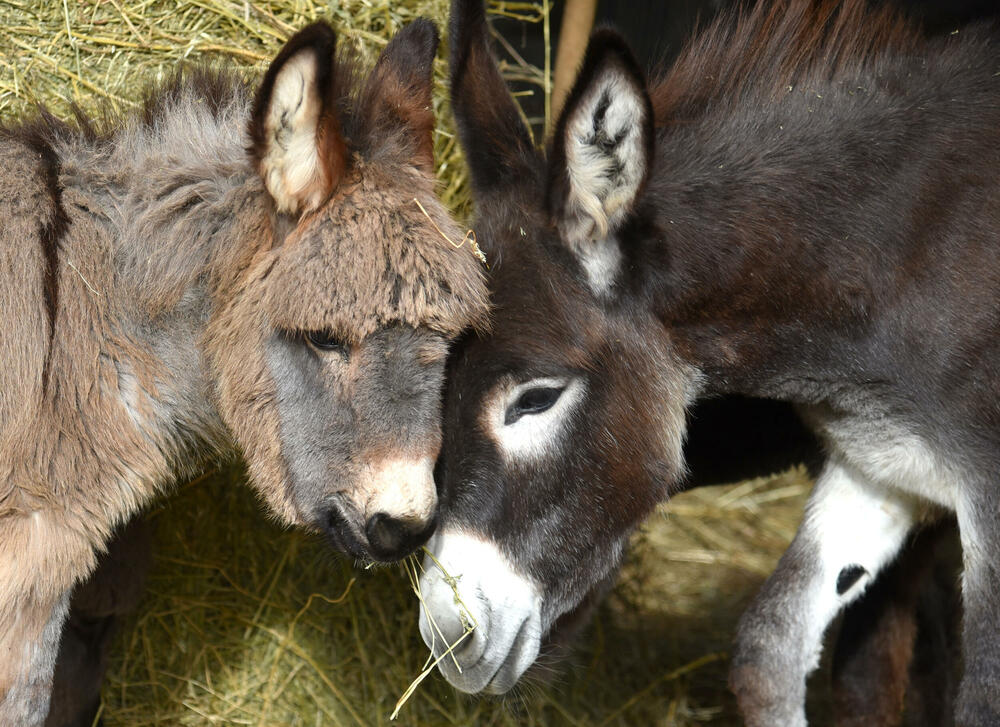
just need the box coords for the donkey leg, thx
[831,519,960,727]
[0,589,73,727]
[0,510,106,726]
[46,517,152,727]
[954,487,1000,726]
[729,458,921,727]
[830,547,918,727]
[902,521,961,727]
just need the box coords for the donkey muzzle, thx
[319,456,439,562]
[365,512,436,561]
[418,529,542,694]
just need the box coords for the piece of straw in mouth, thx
[390,548,478,720]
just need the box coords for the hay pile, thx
[0,0,551,215]
[1,1,815,724]
[87,467,812,726]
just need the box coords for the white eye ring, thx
[485,377,585,460]
[504,380,567,424]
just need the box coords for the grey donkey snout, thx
[365,512,436,562]
[417,530,544,694]
[318,503,436,563]
[418,569,487,665]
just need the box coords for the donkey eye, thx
[505,386,565,425]
[305,330,349,357]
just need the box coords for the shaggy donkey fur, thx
[0,19,488,726]
[418,0,997,724]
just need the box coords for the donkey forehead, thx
[262,172,489,341]
[489,257,608,348]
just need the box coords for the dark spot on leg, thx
[837,564,868,595]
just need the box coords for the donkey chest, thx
[800,407,961,511]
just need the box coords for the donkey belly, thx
[800,406,960,512]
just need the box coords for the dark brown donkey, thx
[417,0,998,724]
[0,19,488,726]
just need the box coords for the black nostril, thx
[365,513,434,561]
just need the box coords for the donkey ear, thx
[250,22,348,215]
[359,18,440,172]
[449,0,539,199]
[548,30,653,255]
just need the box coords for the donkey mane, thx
[9,67,250,147]
[2,52,486,333]
[3,71,260,324]
[651,0,928,124]
[13,52,412,164]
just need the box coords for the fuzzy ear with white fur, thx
[547,29,653,284]
[250,22,348,215]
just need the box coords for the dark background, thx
[497,0,1000,130]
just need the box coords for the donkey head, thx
[207,20,489,563]
[416,1,694,693]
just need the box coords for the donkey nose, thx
[365,513,434,561]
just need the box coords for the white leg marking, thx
[733,458,924,727]
[797,458,922,669]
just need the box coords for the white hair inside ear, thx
[260,52,328,214]
[560,64,649,294]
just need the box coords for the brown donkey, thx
[0,19,488,726]
[419,0,997,724]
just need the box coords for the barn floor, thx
[98,466,825,726]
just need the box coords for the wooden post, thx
[551,0,599,128]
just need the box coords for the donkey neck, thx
[47,79,270,457]
[644,52,998,406]
[59,84,267,315]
